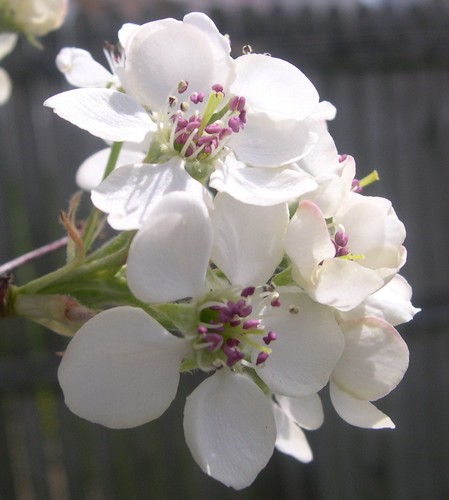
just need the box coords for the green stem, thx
[82,141,123,252]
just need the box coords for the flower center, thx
[156,81,247,162]
[187,285,280,371]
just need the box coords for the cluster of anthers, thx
[190,286,281,370]
[158,80,247,160]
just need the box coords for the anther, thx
[263,331,277,345]
[177,80,189,94]
[242,44,253,54]
[256,352,269,365]
[289,305,300,314]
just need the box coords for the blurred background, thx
[1,0,449,498]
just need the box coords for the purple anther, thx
[212,83,224,93]
[228,116,242,133]
[223,343,244,367]
[197,325,208,334]
[256,352,269,366]
[338,154,348,163]
[237,96,246,112]
[186,119,201,131]
[234,299,252,318]
[202,333,223,352]
[197,136,213,146]
[175,117,188,128]
[334,231,349,247]
[226,338,240,347]
[229,319,241,327]
[243,319,260,330]
[241,287,255,297]
[219,127,233,140]
[184,146,194,157]
[239,110,247,124]
[229,96,239,111]
[204,123,223,134]
[351,179,362,193]
[263,331,277,345]
[190,92,205,104]
[178,80,189,93]
[336,247,349,257]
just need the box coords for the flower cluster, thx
[41,12,418,489]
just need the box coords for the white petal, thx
[58,307,187,429]
[44,88,154,142]
[210,193,289,286]
[301,155,356,219]
[124,17,233,111]
[56,48,117,88]
[339,275,420,326]
[91,158,210,230]
[183,370,276,489]
[255,292,344,397]
[285,200,335,283]
[118,23,140,47]
[332,317,409,401]
[127,192,212,303]
[234,113,318,167]
[311,100,337,122]
[273,404,313,463]
[276,393,324,430]
[232,54,319,121]
[210,155,317,206]
[330,381,395,429]
[76,147,145,191]
[311,259,385,311]
[0,67,12,105]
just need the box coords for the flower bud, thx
[13,293,94,336]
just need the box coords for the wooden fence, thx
[1,2,449,499]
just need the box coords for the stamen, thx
[241,287,255,297]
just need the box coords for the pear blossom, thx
[0,0,68,38]
[58,191,344,488]
[285,195,407,311]
[330,317,409,429]
[44,12,330,228]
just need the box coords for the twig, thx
[0,236,68,275]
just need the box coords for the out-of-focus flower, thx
[0,0,68,39]
[0,32,17,105]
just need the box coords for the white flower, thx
[58,191,344,488]
[330,317,409,429]
[0,33,18,105]
[285,195,406,311]
[1,0,68,37]
[44,12,324,227]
